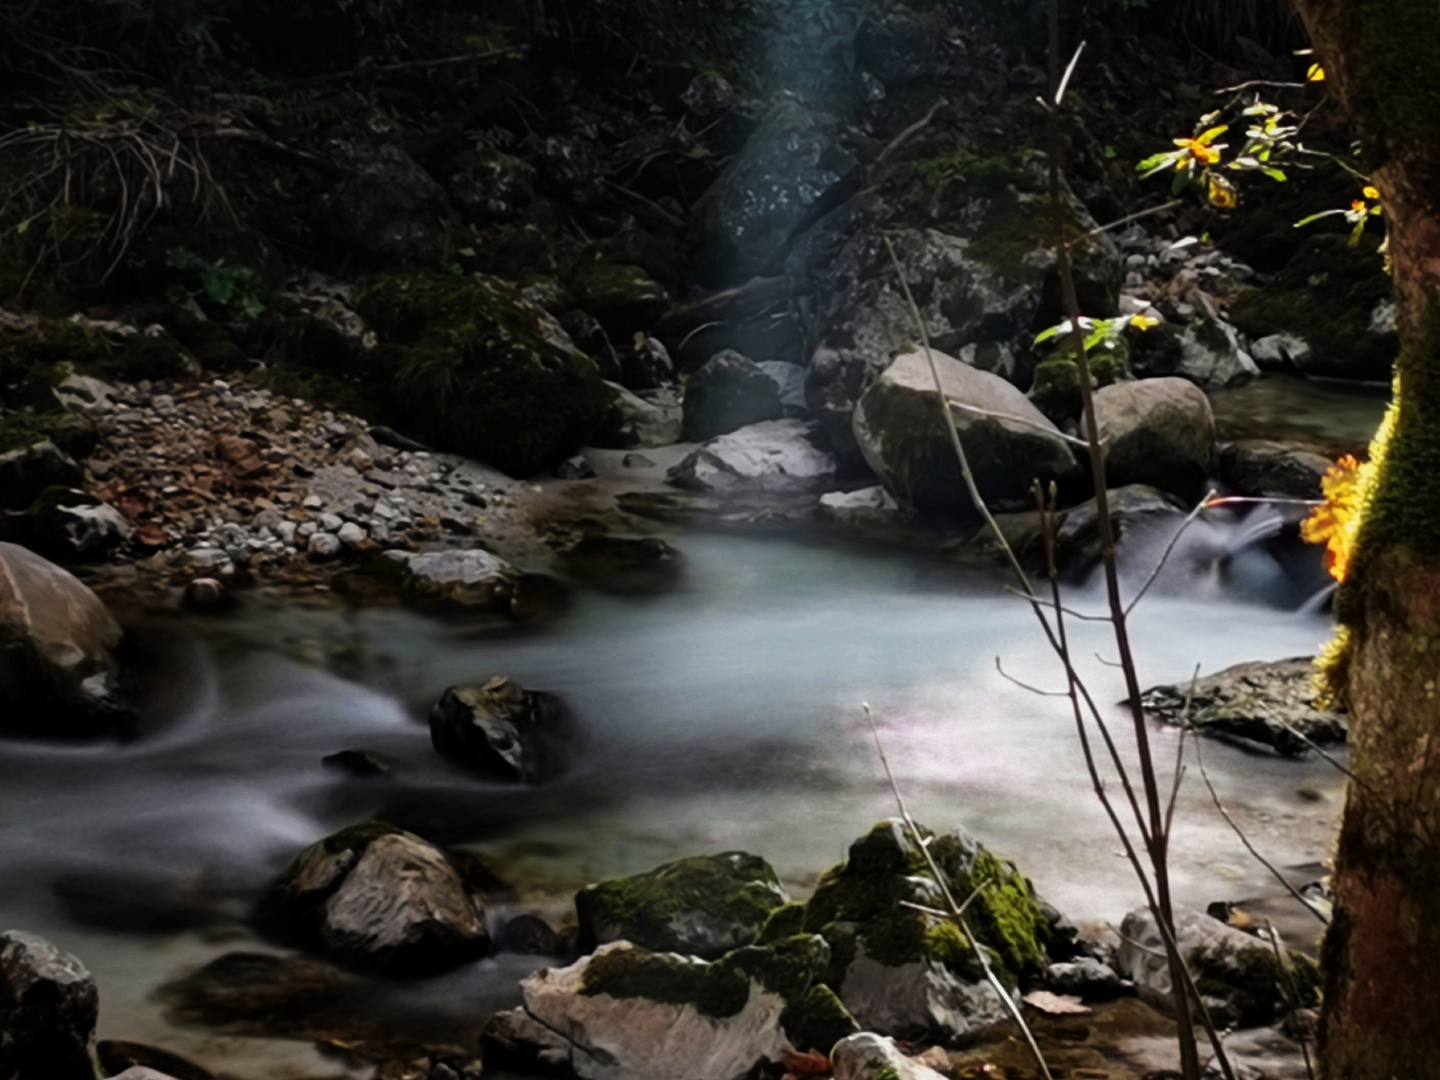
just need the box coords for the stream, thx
[0,511,1346,1077]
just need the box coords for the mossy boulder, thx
[1092,377,1215,502]
[852,346,1083,516]
[483,935,856,1080]
[1229,234,1396,382]
[577,852,790,960]
[354,271,613,477]
[1027,334,1128,423]
[681,350,784,441]
[796,819,1047,1042]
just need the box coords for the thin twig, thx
[996,656,1071,697]
[1085,200,1185,239]
[874,97,947,167]
[1125,490,1218,616]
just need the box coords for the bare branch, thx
[1124,490,1218,617]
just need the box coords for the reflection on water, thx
[1209,372,1390,454]
[0,526,1344,1071]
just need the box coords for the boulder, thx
[574,264,671,341]
[0,930,98,1080]
[667,420,837,495]
[0,541,131,738]
[354,272,613,477]
[482,936,854,1080]
[830,1033,948,1080]
[577,852,789,959]
[379,548,521,611]
[1172,319,1259,388]
[817,487,908,533]
[790,819,1048,1043]
[1053,485,1187,573]
[333,147,448,262]
[1093,378,1215,500]
[1044,958,1126,1000]
[1139,657,1347,756]
[0,488,132,560]
[682,352,785,441]
[691,99,861,286]
[1218,440,1332,500]
[852,347,1082,515]
[428,676,582,784]
[1117,906,1318,1027]
[594,383,682,449]
[97,1040,214,1080]
[799,186,1120,459]
[621,334,675,391]
[272,822,490,974]
[0,441,85,511]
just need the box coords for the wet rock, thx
[791,819,1048,1043]
[157,952,358,1037]
[306,532,342,560]
[1117,906,1318,1027]
[594,383,683,449]
[0,488,132,560]
[1044,958,1127,1000]
[853,347,1082,516]
[621,334,675,391]
[321,749,391,777]
[0,440,85,511]
[817,486,907,533]
[333,147,448,262]
[1053,485,1186,572]
[97,1040,215,1080]
[555,454,597,480]
[560,534,679,586]
[0,930,98,1080]
[272,822,491,974]
[496,914,561,956]
[1093,378,1214,501]
[482,935,843,1080]
[682,351,785,441]
[667,420,837,495]
[692,99,861,285]
[1218,440,1332,500]
[0,541,131,738]
[831,1032,947,1080]
[181,577,233,613]
[428,676,582,784]
[577,852,789,959]
[379,548,521,611]
[1153,318,1258,389]
[1140,657,1346,755]
[1248,333,1313,372]
[574,264,670,341]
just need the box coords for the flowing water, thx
[0,512,1345,1076]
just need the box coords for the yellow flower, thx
[1362,185,1380,200]
[1207,174,1238,209]
[1301,455,1366,581]
[1307,63,1326,82]
[1351,199,1369,215]
[1128,314,1160,331]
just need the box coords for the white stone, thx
[667,420,837,494]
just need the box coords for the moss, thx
[1228,234,1395,380]
[916,152,1022,198]
[800,820,1048,991]
[1190,942,1319,1027]
[873,1067,900,1080]
[580,935,829,1021]
[757,901,807,945]
[107,334,194,381]
[576,852,788,957]
[0,410,97,458]
[780,983,858,1054]
[354,271,612,477]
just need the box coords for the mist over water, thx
[0,522,1343,1063]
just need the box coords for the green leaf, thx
[1295,209,1346,227]
[1262,168,1287,182]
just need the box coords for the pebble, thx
[307,533,342,559]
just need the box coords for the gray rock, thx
[538,135,602,202]
[306,532,342,560]
[483,937,837,1080]
[691,99,860,285]
[379,548,520,610]
[1140,657,1346,755]
[577,852,789,959]
[0,440,85,511]
[756,361,808,416]
[1044,957,1126,999]
[1177,318,1260,388]
[831,1032,948,1080]
[336,521,366,549]
[428,676,581,784]
[1053,485,1186,572]
[0,541,131,738]
[447,151,533,224]
[852,347,1082,515]
[594,383,683,449]
[1218,440,1332,500]
[1094,378,1215,500]
[682,352,785,441]
[334,147,447,261]
[109,1070,183,1080]
[667,420,837,495]
[1248,333,1313,372]
[623,334,675,391]
[1117,906,1317,1027]
[817,486,907,532]
[275,822,490,974]
[0,930,98,1080]
[837,955,1008,1044]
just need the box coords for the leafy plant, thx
[1034,312,1159,351]
[164,247,265,316]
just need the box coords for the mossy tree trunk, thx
[1290,3,1440,1077]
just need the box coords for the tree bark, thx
[1287,3,1440,1076]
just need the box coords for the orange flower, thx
[1301,455,1365,581]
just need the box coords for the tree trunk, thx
[1287,3,1440,1076]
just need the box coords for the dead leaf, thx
[781,1050,831,1077]
[136,522,169,547]
[1022,990,1091,1015]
